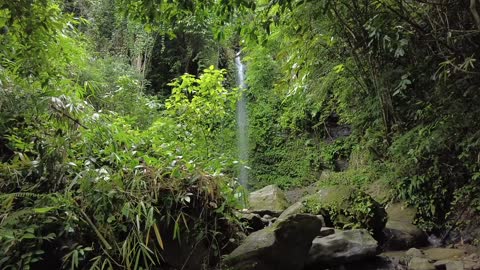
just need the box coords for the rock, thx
[284,182,317,203]
[445,261,465,270]
[424,248,465,261]
[408,257,435,270]
[434,260,466,270]
[236,211,266,232]
[383,203,428,250]
[406,248,426,258]
[262,214,272,220]
[384,220,428,250]
[248,185,289,216]
[465,254,480,261]
[319,227,335,237]
[433,259,450,269]
[306,229,379,267]
[316,215,326,227]
[224,214,323,270]
[464,261,480,270]
[367,180,391,203]
[278,201,305,220]
[303,186,387,236]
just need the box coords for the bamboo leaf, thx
[152,224,164,250]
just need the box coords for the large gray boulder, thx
[306,229,379,267]
[248,185,289,216]
[223,214,323,270]
[383,203,427,250]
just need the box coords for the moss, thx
[303,186,387,235]
[249,136,323,190]
[316,164,395,188]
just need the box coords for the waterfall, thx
[235,53,249,187]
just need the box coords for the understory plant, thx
[0,2,243,268]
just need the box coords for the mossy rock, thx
[223,214,323,270]
[303,186,387,236]
[248,185,289,216]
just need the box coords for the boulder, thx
[306,229,379,267]
[406,248,426,258]
[278,201,306,220]
[367,180,392,204]
[383,203,428,250]
[408,257,435,270]
[248,185,289,216]
[223,214,323,270]
[434,260,465,270]
[445,261,465,270]
[423,248,465,261]
[303,186,387,236]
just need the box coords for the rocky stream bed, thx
[222,185,480,270]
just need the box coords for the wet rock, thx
[306,229,379,267]
[223,214,323,270]
[248,185,289,216]
[408,257,435,270]
[382,250,411,267]
[383,203,427,250]
[424,248,465,261]
[406,248,426,258]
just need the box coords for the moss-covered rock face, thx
[303,186,387,235]
[248,185,290,215]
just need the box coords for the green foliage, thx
[0,1,243,269]
[3,0,480,267]
[242,45,325,189]
[316,167,381,188]
[238,0,480,232]
[304,186,387,234]
[164,66,239,170]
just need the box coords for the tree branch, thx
[51,106,89,129]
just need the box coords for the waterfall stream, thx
[235,53,249,187]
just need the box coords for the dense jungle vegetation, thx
[1,0,480,269]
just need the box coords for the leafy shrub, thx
[0,1,243,267]
[304,186,387,235]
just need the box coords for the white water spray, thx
[235,53,249,187]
